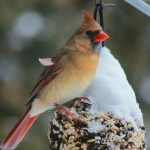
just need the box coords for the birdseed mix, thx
[48,99,146,150]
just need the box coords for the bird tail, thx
[1,107,39,150]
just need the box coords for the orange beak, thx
[94,31,109,43]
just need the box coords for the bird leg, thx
[54,103,75,121]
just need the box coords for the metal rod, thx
[94,0,115,47]
[94,0,105,46]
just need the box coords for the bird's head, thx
[78,10,109,50]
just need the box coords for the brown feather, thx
[82,10,101,32]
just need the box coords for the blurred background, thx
[0,0,150,149]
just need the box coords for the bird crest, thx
[82,10,101,32]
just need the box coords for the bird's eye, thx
[86,30,100,36]
[86,31,92,35]
[93,30,100,36]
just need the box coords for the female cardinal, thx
[1,11,109,149]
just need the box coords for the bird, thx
[84,46,144,127]
[1,10,109,150]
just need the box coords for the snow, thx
[87,118,105,132]
[84,47,144,126]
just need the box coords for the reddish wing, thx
[26,54,64,106]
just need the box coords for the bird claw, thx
[69,97,90,107]
[54,103,75,121]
